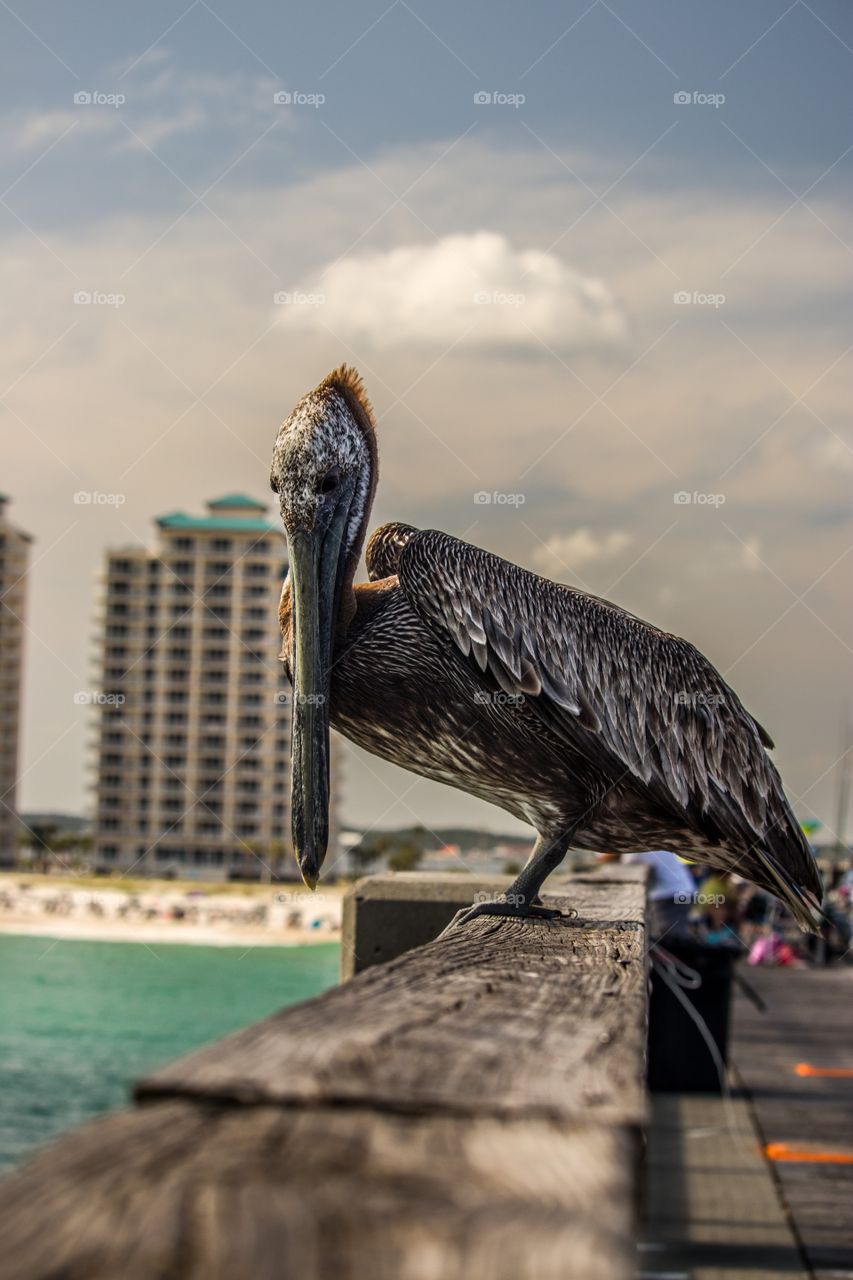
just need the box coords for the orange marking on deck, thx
[765,1142,853,1164]
[794,1063,853,1078]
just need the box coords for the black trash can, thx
[647,940,737,1092]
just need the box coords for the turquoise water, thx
[0,934,340,1170]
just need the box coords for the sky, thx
[2,0,851,846]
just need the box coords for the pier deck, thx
[734,966,853,1278]
[642,964,853,1280]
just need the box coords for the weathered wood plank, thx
[342,870,523,977]
[139,878,647,1126]
[0,1101,639,1280]
[339,866,641,976]
[0,869,649,1280]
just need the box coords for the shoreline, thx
[0,918,339,948]
[0,879,343,949]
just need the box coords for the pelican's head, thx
[271,366,376,889]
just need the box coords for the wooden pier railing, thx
[0,865,648,1280]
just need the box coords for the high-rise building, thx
[92,495,340,880]
[0,496,32,868]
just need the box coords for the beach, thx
[0,875,342,948]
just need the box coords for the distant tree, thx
[502,859,522,877]
[21,822,60,873]
[350,832,398,874]
[350,842,381,875]
[388,843,422,873]
[47,831,92,872]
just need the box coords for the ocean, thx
[0,934,340,1170]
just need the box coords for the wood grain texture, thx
[139,877,648,1126]
[0,1103,639,1280]
[0,869,649,1280]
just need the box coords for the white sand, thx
[0,918,337,947]
[0,883,342,948]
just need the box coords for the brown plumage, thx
[273,367,822,930]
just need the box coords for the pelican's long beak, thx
[287,498,351,889]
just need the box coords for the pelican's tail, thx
[753,845,825,935]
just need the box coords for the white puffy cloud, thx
[274,231,627,352]
[532,528,633,573]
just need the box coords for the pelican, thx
[271,366,822,931]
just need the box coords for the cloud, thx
[10,109,111,152]
[6,56,281,155]
[274,231,627,352]
[1,131,849,837]
[814,436,853,473]
[532,528,633,573]
[737,535,764,573]
[683,533,766,579]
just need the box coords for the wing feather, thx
[365,522,419,581]
[397,529,821,911]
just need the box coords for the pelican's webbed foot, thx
[438,898,574,937]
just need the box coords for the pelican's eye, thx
[319,469,340,496]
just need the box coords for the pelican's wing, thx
[365,522,419,581]
[398,528,821,919]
